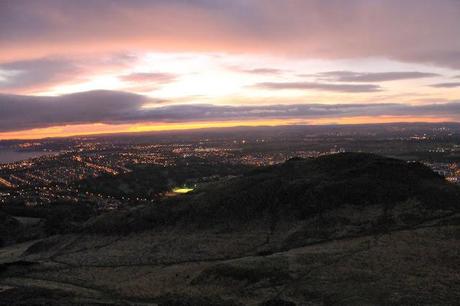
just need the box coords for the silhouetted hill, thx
[87,153,460,244]
[180,152,456,220]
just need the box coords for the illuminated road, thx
[0,177,15,188]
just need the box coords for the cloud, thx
[2,1,460,69]
[0,54,138,93]
[118,72,178,93]
[430,82,460,88]
[0,58,81,91]
[0,90,149,131]
[120,72,177,83]
[254,82,382,93]
[314,71,440,82]
[1,90,459,133]
[233,67,285,75]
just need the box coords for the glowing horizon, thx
[0,116,454,141]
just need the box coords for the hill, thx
[87,153,459,240]
[1,153,459,305]
[0,212,22,247]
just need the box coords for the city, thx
[1,124,459,210]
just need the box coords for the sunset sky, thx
[1,0,460,139]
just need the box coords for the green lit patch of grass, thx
[172,187,194,194]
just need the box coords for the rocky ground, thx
[1,219,459,305]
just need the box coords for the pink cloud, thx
[1,0,460,69]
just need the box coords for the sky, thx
[1,0,460,139]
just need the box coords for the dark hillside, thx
[77,159,252,199]
[0,212,22,247]
[87,153,460,241]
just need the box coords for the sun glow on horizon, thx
[0,115,454,140]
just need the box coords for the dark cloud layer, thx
[430,82,460,88]
[315,71,440,82]
[0,91,148,131]
[0,90,458,133]
[255,82,382,93]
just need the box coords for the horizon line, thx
[1,121,459,142]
